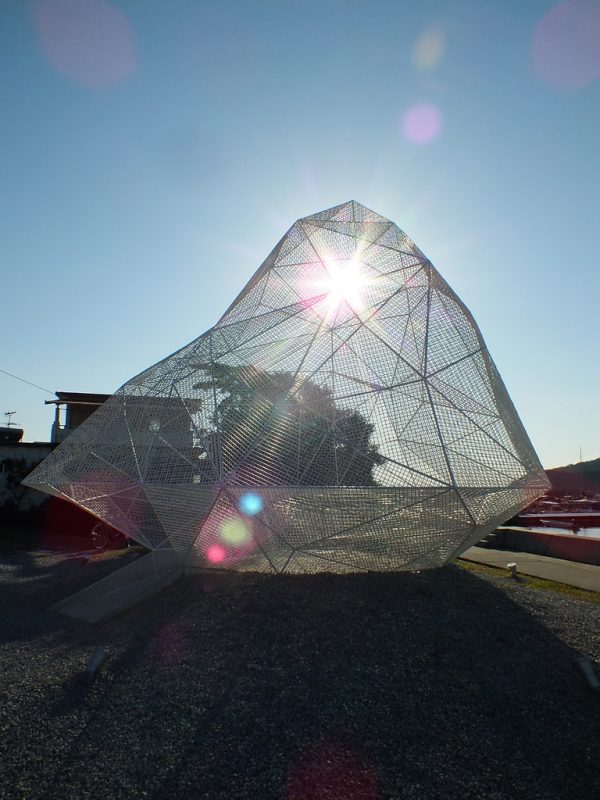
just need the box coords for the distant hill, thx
[545,457,600,496]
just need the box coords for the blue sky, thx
[1,0,599,468]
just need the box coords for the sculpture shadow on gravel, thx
[1,552,598,800]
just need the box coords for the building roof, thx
[45,392,111,406]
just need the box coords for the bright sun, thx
[321,258,366,315]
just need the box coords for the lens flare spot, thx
[206,544,226,563]
[239,492,264,516]
[412,26,445,70]
[286,741,378,800]
[152,621,187,666]
[532,0,600,90]
[402,103,442,145]
[220,517,251,546]
[32,0,136,90]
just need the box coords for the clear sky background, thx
[1,0,599,468]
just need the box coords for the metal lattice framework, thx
[25,201,548,609]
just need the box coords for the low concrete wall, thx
[0,442,53,517]
[487,527,600,567]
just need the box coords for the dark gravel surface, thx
[1,550,599,800]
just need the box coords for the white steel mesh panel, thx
[24,201,549,573]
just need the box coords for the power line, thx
[0,368,54,396]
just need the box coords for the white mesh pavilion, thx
[25,201,549,620]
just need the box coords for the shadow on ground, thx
[1,550,599,799]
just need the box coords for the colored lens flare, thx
[412,25,445,70]
[402,103,442,145]
[220,517,251,546]
[200,502,263,568]
[32,0,136,90]
[286,741,378,800]
[206,544,226,563]
[152,621,187,666]
[239,492,264,515]
[532,0,600,90]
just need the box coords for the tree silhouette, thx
[193,363,383,486]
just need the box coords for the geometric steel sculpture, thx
[24,201,549,620]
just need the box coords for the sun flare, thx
[321,258,366,315]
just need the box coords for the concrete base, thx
[52,550,184,623]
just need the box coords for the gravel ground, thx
[0,549,599,800]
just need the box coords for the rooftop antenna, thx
[4,411,16,428]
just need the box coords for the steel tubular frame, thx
[25,201,549,579]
